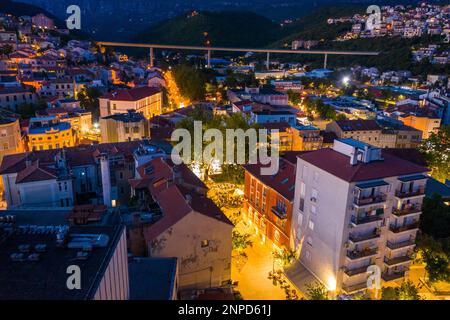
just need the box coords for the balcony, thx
[271,206,287,219]
[392,205,422,217]
[343,265,369,277]
[395,187,425,199]
[353,193,387,207]
[351,211,384,226]
[349,230,381,244]
[347,248,378,260]
[384,254,413,266]
[389,222,420,234]
[386,239,416,250]
[382,271,406,282]
[342,281,367,294]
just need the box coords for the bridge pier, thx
[323,53,328,69]
[149,47,154,68]
[266,52,270,70]
[207,50,211,68]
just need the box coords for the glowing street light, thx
[342,76,350,86]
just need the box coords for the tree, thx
[381,280,421,300]
[273,249,296,267]
[232,230,253,252]
[336,113,347,121]
[416,234,450,283]
[419,125,450,182]
[397,280,421,300]
[0,44,13,57]
[306,281,329,300]
[420,194,450,241]
[287,89,301,106]
[76,87,102,120]
[172,63,206,101]
[381,287,398,300]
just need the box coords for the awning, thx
[355,180,388,189]
[398,174,428,182]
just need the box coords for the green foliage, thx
[302,96,336,120]
[286,89,301,106]
[174,106,261,182]
[232,230,253,252]
[172,64,206,102]
[134,11,280,48]
[77,87,102,120]
[0,44,13,56]
[306,281,329,300]
[381,287,398,300]
[381,280,421,300]
[273,249,296,267]
[416,234,450,283]
[419,125,450,182]
[420,194,450,241]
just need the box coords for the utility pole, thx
[266,52,270,70]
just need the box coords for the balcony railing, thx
[354,193,387,206]
[351,212,383,225]
[395,187,425,199]
[349,230,381,243]
[392,205,422,217]
[386,239,416,250]
[384,254,413,266]
[343,265,369,277]
[389,222,420,233]
[271,206,287,219]
[342,281,367,293]
[347,248,378,260]
[382,271,406,281]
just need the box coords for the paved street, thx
[231,221,304,300]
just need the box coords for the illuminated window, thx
[201,240,209,248]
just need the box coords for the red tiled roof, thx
[297,148,428,182]
[261,122,291,132]
[244,156,297,201]
[15,162,57,184]
[101,86,161,101]
[137,158,232,241]
[335,119,381,132]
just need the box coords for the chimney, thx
[99,154,112,207]
[350,147,358,166]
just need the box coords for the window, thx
[307,236,313,246]
[310,205,316,215]
[313,171,319,182]
[311,188,318,202]
[201,240,209,248]
[119,172,124,179]
[64,182,67,191]
[308,220,314,231]
[58,183,62,191]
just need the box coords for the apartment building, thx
[0,223,129,299]
[326,119,422,148]
[100,110,150,143]
[326,120,383,147]
[0,87,37,111]
[26,116,75,151]
[400,114,441,139]
[99,86,162,120]
[130,157,233,291]
[243,154,299,249]
[291,138,428,294]
[262,122,322,152]
[0,140,167,209]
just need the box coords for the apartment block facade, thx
[291,138,428,294]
